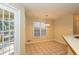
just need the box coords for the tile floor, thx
[26,41,68,55]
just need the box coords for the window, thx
[33,21,46,37]
[0,4,14,55]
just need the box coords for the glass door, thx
[0,8,3,55]
[0,5,14,55]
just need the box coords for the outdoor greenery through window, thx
[0,8,14,55]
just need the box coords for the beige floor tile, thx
[26,41,68,55]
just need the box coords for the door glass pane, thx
[10,12,14,20]
[4,10,9,20]
[0,34,3,54]
[0,33,2,55]
[0,21,2,31]
[10,31,14,35]
[10,22,14,30]
[0,44,3,54]
[0,34,2,43]
[4,21,9,31]
[4,37,9,44]
[10,36,14,43]
[0,8,2,21]
[10,43,14,55]
[4,32,9,36]
[4,44,9,55]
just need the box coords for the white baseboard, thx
[26,39,54,44]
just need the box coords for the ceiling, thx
[22,3,79,19]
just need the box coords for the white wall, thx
[10,3,26,55]
[26,18,55,43]
[54,14,73,44]
[54,14,74,54]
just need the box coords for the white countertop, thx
[63,35,79,55]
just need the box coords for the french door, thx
[0,4,15,55]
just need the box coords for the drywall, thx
[54,14,73,44]
[26,18,55,43]
[9,3,26,55]
[54,14,74,54]
[26,14,74,54]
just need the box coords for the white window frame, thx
[0,3,20,55]
[33,21,47,38]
